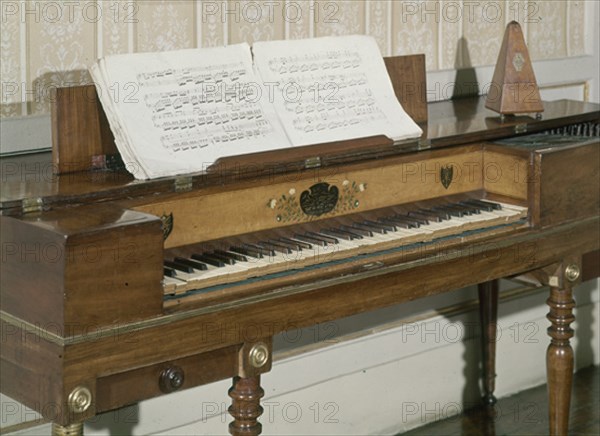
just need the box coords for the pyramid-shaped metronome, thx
[485,21,544,115]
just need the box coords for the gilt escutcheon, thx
[160,212,174,240]
[441,165,453,189]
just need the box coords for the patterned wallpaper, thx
[0,0,589,118]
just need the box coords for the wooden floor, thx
[402,365,599,435]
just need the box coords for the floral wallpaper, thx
[0,0,589,118]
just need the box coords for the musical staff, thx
[264,50,389,135]
[137,61,275,154]
[252,36,422,146]
[90,37,421,180]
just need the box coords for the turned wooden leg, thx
[51,423,84,436]
[478,280,499,406]
[228,376,264,436]
[546,284,576,435]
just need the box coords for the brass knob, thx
[565,264,580,282]
[159,366,185,393]
[248,343,269,368]
[67,386,92,413]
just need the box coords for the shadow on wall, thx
[0,69,91,117]
[452,37,480,100]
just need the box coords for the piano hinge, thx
[304,157,322,169]
[22,197,43,214]
[515,123,528,134]
[361,261,385,272]
[418,139,431,150]
[174,176,193,193]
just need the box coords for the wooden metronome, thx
[485,21,543,117]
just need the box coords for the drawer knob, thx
[159,366,185,393]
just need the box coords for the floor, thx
[401,365,599,435]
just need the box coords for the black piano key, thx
[335,227,364,239]
[164,260,195,273]
[364,219,396,232]
[244,243,275,257]
[409,211,439,223]
[454,204,477,215]
[353,222,386,234]
[191,253,226,267]
[276,237,306,250]
[306,231,339,244]
[467,199,502,210]
[293,233,328,246]
[446,203,479,215]
[174,257,209,270]
[341,224,373,237]
[273,242,294,254]
[460,199,493,212]
[208,251,236,265]
[256,241,292,254]
[422,208,452,220]
[432,205,465,217]
[321,228,359,240]
[283,237,313,249]
[452,202,481,214]
[214,249,248,262]
[230,245,264,259]
[398,214,428,225]
[164,266,178,277]
[270,238,297,251]
[463,199,502,211]
[379,216,418,229]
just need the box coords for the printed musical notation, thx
[267,51,362,75]
[253,36,422,147]
[90,38,421,179]
[264,50,386,135]
[137,62,273,153]
[137,63,248,88]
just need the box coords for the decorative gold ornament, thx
[565,264,580,282]
[67,386,92,413]
[248,343,269,368]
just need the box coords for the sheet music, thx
[91,43,290,179]
[91,36,423,180]
[252,35,422,146]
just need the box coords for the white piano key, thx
[165,201,528,294]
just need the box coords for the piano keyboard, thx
[162,199,527,295]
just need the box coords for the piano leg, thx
[546,282,576,435]
[228,375,264,436]
[478,280,498,406]
[51,422,84,436]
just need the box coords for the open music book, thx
[91,35,423,179]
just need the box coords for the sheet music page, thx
[252,35,423,147]
[91,43,290,179]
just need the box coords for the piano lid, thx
[1,97,598,215]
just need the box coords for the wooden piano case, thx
[1,55,599,435]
